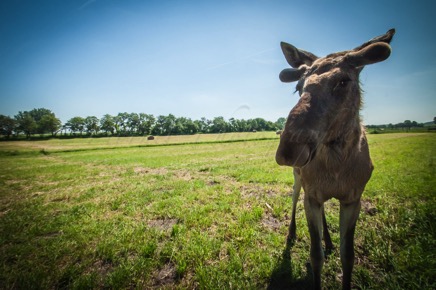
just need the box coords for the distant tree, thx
[84,116,100,135]
[187,118,199,134]
[66,116,85,135]
[210,116,227,133]
[275,117,286,130]
[171,117,184,135]
[434,116,436,124]
[127,113,140,134]
[27,108,60,135]
[238,119,249,132]
[100,114,115,135]
[15,111,37,138]
[163,114,177,135]
[394,122,403,130]
[114,112,130,135]
[194,117,210,133]
[138,113,155,135]
[13,108,61,137]
[39,114,62,136]
[152,115,166,135]
[0,115,16,138]
[28,108,52,123]
[247,119,258,131]
[151,115,179,135]
[228,118,239,132]
[177,117,198,134]
[403,120,412,131]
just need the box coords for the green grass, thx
[0,132,434,289]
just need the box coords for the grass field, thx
[0,132,435,289]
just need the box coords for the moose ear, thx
[279,67,306,83]
[353,28,395,51]
[281,42,317,68]
[346,42,392,68]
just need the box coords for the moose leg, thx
[322,206,334,255]
[288,169,302,242]
[339,200,361,290]
[304,195,324,290]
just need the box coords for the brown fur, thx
[276,29,394,290]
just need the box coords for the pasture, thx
[0,133,434,289]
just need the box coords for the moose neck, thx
[320,92,364,159]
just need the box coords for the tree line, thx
[0,108,287,138]
[366,120,430,131]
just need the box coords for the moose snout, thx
[276,139,311,167]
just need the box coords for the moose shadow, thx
[267,238,313,290]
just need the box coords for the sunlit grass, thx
[0,132,278,154]
[0,133,434,289]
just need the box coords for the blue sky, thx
[1,0,435,124]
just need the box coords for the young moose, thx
[276,29,395,289]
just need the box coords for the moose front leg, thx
[304,194,324,290]
[322,206,334,256]
[339,199,361,290]
[288,168,302,242]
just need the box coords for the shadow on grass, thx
[267,238,312,290]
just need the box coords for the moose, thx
[276,29,395,289]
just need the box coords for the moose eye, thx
[338,78,350,87]
[333,78,351,93]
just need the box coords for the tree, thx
[114,112,130,135]
[100,114,115,135]
[403,120,412,131]
[66,116,86,135]
[173,117,187,135]
[39,114,62,136]
[84,116,100,135]
[247,119,258,131]
[0,115,16,138]
[138,113,155,135]
[163,114,176,135]
[237,119,249,132]
[176,117,198,135]
[184,118,199,134]
[28,108,60,135]
[275,117,286,130]
[210,116,227,133]
[127,113,140,134]
[15,111,37,138]
[195,117,210,133]
[434,116,436,124]
[152,115,166,135]
[14,108,61,137]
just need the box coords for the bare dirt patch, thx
[239,184,279,199]
[133,167,168,175]
[173,170,192,181]
[151,262,177,288]
[147,218,178,231]
[361,199,378,216]
[261,215,283,231]
[86,259,114,281]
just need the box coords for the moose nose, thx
[276,138,311,167]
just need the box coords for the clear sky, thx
[1,0,435,124]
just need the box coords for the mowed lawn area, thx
[0,133,434,289]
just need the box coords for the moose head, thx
[276,29,395,168]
